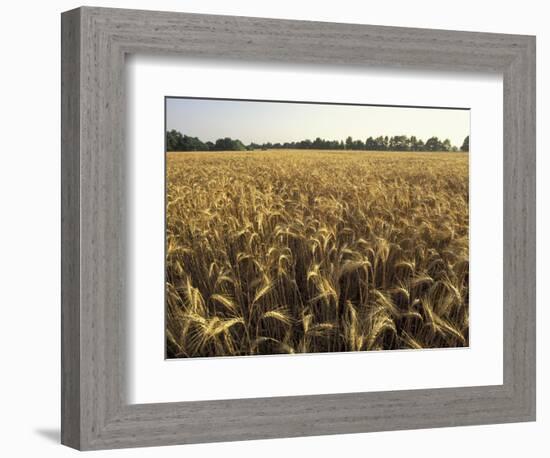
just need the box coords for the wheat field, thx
[165,150,469,358]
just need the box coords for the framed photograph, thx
[164,97,471,360]
[61,6,536,450]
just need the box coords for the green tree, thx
[425,136,443,151]
[410,135,425,151]
[214,137,246,151]
[166,130,210,151]
[461,135,470,152]
[365,136,376,150]
[389,135,409,151]
[166,129,183,151]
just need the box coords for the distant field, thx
[165,150,469,358]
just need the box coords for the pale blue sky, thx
[166,98,470,148]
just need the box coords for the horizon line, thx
[165,128,468,149]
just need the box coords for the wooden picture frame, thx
[61,6,536,450]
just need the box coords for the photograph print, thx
[165,97,470,359]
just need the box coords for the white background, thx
[128,57,503,403]
[0,0,546,457]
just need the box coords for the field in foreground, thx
[166,150,469,358]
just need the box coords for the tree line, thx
[167,129,470,152]
[166,130,247,152]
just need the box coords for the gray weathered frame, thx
[61,6,536,451]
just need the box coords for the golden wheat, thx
[165,150,469,358]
